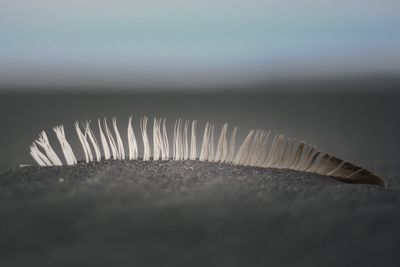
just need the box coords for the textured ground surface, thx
[1,88,400,266]
[1,160,400,267]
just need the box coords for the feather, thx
[28,116,385,186]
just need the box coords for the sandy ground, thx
[0,160,399,267]
[1,85,400,266]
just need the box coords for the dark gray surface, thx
[1,82,400,266]
[1,160,399,267]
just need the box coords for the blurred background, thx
[1,0,400,87]
[1,0,400,184]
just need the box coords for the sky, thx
[0,0,399,88]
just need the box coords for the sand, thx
[1,160,399,267]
